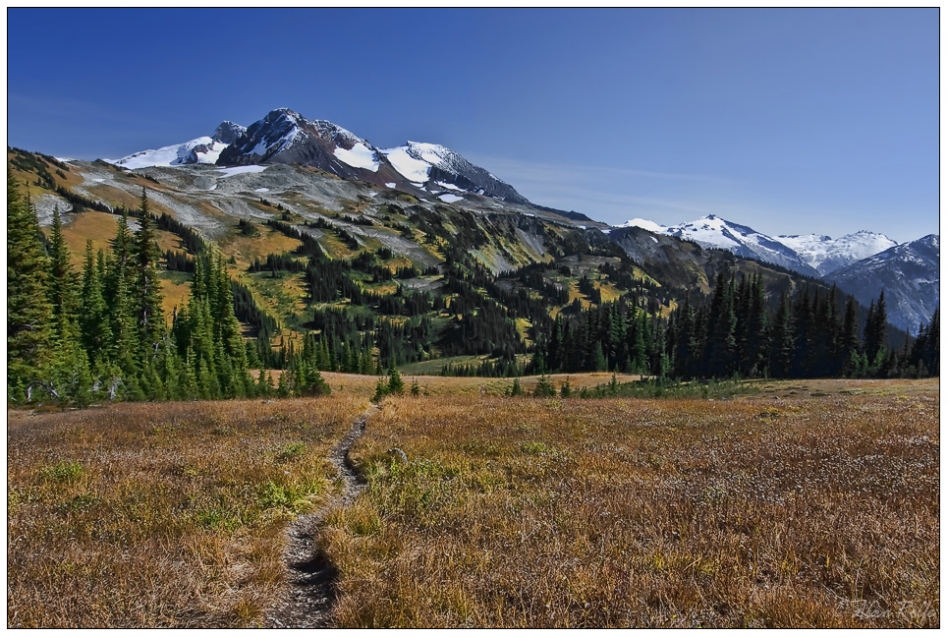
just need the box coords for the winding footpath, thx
[265,403,378,628]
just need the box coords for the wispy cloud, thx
[464,153,738,225]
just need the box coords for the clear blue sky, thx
[8,8,938,243]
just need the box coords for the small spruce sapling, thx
[387,366,404,395]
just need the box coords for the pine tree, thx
[80,241,112,365]
[7,175,54,397]
[839,296,860,376]
[132,189,165,358]
[769,292,794,378]
[46,207,92,403]
[705,273,737,377]
[387,364,404,395]
[864,290,888,372]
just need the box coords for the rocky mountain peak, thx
[212,121,247,145]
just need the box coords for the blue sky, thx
[8,8,938,243]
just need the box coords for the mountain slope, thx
[826,235,940,335]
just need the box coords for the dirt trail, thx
[265,403,377,628]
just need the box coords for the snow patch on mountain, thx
[382,145,431,182]
[216,165,268,178]
[380,140,528,203]
[614,218,668,233]
[107,136,229,169]
[333,142,379,171]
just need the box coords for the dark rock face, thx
[217,109,531,204]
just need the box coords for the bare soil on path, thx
[265,404,378,628]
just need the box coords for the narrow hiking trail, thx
[265,403,378,628]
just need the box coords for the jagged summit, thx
[212,121,247,145]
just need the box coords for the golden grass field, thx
[7,397,368,628]
[6,377,939,628]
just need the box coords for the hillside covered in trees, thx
[7,150,938,405]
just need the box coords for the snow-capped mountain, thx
[826,235,940,335]
[104,107,531,206]
[215,108,394,181]
[775,231,898,276]
[106,121,247,169]
[380,142,529,204]
[618,215,821,277]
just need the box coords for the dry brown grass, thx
[7,396,368,628]
[326,382,939,627]
[220,227,302,270]
[316,371,644,399]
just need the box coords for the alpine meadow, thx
[7,8,938,629]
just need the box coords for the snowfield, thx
[215,165,268,178]
[106,136,228,169]
[382,146,431,183]
[614,218,668,233]
[333,142,380,172]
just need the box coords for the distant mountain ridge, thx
[615,214,937,335]
[775,230,898,276]
[615,214,821,277]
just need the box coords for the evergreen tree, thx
[705,273,737,377]
[839,296,860,376]
[80,241,112,366]
[864,290,888,372]
[387,364,404,395]
[769,292,794,378]
[46,207,93,403]
[7,175,54,396]
[533,373,556,397]
[132,189,165,357]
